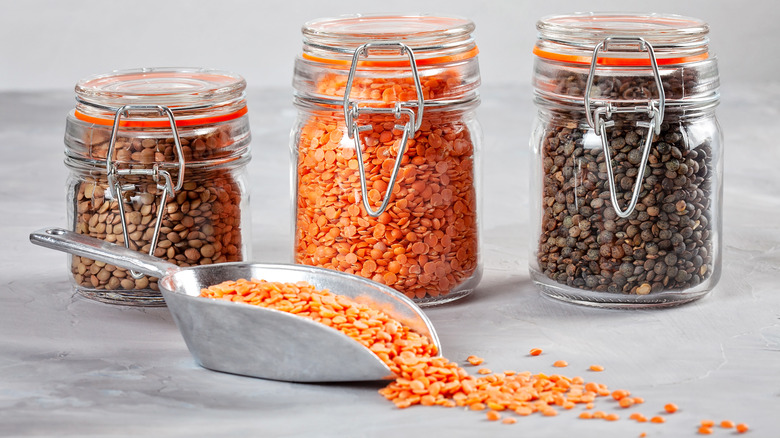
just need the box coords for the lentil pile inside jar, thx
[530,14,723,307]
[64,68,252,306]
[292,15,483,305]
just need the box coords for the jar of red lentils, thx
[64,67,252,306]
[530,13,723,307]
[291,14,482,306]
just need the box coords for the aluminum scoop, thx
[30,227,440,382]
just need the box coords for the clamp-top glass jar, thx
[64,68,252,306]
[291,15,482,306]
[530,13,723,307]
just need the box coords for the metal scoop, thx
[30,227,440,383]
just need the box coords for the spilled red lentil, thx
[200,279,752,434]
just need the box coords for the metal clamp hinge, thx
[584,37,666,219]
[342,42,424,218]
[105,105,185,278]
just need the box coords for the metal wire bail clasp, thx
[343,42,424,218]
[105,105,185,279]
[585,37,666,219]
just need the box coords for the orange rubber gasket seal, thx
[533,46,708,66]
[302,46,479,67]
[74,106,248,128]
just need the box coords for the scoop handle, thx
[29,227,178,279]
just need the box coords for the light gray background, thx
[3,1,780,437]
[1,0,778,92]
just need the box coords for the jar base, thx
[76,288,166,307]
[413,270,482,307]
[530,272,709,309]
[415,289,472,308]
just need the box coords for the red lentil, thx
[200,278,439,379]
[201,278,743,435]
[466,355,484,366]
[589,364,605,372]
[293,73,479,302]
[612,389,631,401]
[553,360,568,367]
[530,348,543,356]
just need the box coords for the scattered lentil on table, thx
[199,279,752,434]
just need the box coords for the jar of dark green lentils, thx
[529,13,722,307]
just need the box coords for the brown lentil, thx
[65,68,250,305]
[70,128,245,299]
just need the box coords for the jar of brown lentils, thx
[64,68,251,306]
[291,14,482,306]
[530,13,722,307]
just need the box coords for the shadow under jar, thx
[529,13,723,308]
[64,68,252,306]
[291,15,483,306]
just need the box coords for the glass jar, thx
[530,13,723,307]
[64,67,252,306]
[291,14,482,306]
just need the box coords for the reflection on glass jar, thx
[530,13,723,308]
[64,68,252,306]
[291,15,483,306]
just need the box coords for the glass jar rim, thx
[535,12,710,65]
[302,14,477,62]
[75,67,246,112]
[538,12,708,39]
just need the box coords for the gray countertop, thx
[1,83,779,437]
